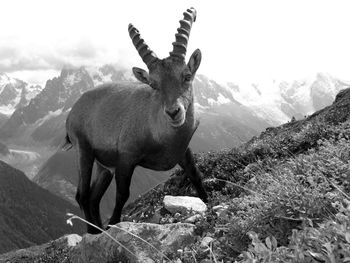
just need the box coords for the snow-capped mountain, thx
[88,64,134,86]
[0,73,41,116]
[191,75,270,151]
[223,73,349,125]
[0,67,94,142]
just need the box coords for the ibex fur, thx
[64,7,208,234]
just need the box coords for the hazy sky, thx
[1,0,350,85]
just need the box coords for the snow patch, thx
[64,72,82,87]
[207,98,216,106]
[25,85,41,102]
[35,108,63,127]
[0,105,16,116]
[194,102,209,114]
[8,149,40,161]
[217,93,231,104]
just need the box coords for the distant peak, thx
[60,66,88,78]
[0,72,10,81]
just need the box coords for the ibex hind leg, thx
[89,162,113,232]
[179,148,208,203]
[75,143,96,233]
[109,160,135,226]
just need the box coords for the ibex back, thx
[65,7,208,234]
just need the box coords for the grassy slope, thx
[0,160,85,254]
[123,88,350,262]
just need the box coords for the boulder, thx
[163,195,207,214]
[70,222,196,263]
[0,234,81,263]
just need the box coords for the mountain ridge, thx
[0,160,84,254]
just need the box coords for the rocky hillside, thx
[0,161,84,254]
[120,87,350,261]
[2,87,350,262]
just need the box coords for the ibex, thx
[64,7,208,234]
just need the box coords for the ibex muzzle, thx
[65,7,208,234]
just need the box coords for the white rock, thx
[66,234,82,247]
[163,195,207,214]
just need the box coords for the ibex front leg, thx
[109,160,135,226]
[179,148,208,202]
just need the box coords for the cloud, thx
[0,37,107,72]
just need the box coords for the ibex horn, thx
[170,7,197,60]
[128,24,158,68]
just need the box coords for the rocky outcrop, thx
[0,234,81,263]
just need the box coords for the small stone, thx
[174,212,182,218]
[163,195,207,215]
[66,234,82,247]
[160,217,167,224]
[200,236,214,248]
[185,214,202,223]
[212,204,228,217]
[212,205,224,211]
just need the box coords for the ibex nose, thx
[165,107,181,120]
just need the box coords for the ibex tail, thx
[61,134,73,151]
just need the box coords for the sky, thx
[1,0,350,86]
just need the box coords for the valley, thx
[0,146,53,180]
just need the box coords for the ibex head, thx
[129,7,201,127]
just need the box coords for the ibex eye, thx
[184,74,192,82]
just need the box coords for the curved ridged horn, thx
[170,7,197,60]
[128,24,158,68]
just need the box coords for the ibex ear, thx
[187,49,202,75]
[132,67,150,84]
